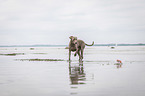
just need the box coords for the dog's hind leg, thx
[81,46,85,60]
[78,50,82,61]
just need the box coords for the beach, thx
[0,46,145,96]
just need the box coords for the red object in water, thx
[117,60,122,63]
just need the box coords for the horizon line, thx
[0,43,145,47]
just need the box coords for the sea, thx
[0,46,145,96]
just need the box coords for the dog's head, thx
[69,36,77,44]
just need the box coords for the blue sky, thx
[0,0,145,45]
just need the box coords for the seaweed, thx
[30,48,34,50]
[15,59,65,61]
[65,47,69,49]
[0,53,25,56]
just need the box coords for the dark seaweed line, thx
[15,59,65,61]
[0,53,25,56]
[15,59,113,63]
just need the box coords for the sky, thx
[0,0,145,45]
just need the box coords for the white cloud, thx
[0,0,145,45]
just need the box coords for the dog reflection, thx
[69,61,86,85]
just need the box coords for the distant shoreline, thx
[0,43,145,47]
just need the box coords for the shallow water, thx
[0,46,145,96]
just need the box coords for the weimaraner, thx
[69,36,94,61]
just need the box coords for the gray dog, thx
[69,36,94,61]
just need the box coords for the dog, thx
[69,36,94,61]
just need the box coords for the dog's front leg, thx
[74,44,78,56]
[74,51,78,56]
[69,49,71,61]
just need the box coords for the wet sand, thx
[0,46,145,96]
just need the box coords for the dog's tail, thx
[85,41,94,46]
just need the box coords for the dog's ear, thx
[69,36,73,39]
